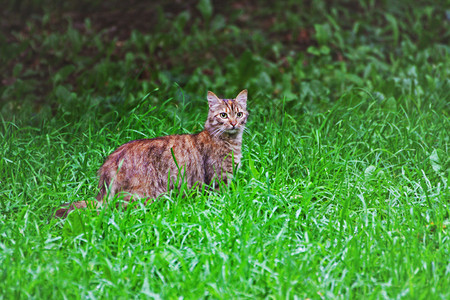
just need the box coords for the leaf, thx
[364,165,376,179]
[237,50,260,84]
[55,85,71,100]
[429,149,441,173]
[62,211,85,238]
[314,23,331,45]
[385,13,399,46]
[211,14,225,31]
[248,155,260,178]
[53,65,76,84]
[307,46,321,56]
[197,0,213,20]
[319,45,330,55]
[385,97,397,112]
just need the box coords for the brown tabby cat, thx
[55,90,248,218]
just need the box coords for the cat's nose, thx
[230,120,237,127]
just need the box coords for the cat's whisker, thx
[216,128,226,137]
[211,128,223,138]
[214,130,225,138]
[242,127,251,135]
[209,128,218,135]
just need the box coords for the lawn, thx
[1,0,449,298]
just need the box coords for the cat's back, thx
[100,133,206,171]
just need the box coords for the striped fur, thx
[55,90,248,218]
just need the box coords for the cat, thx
[54,89,248,218]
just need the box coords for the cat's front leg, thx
[220,171,234,187]
[201,171,230,191]
[208,170,233,190]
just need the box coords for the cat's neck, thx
[202,128,243,147]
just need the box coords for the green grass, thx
[1,0,449,298]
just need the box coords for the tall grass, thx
[1,0,449,298]
[1,88,448,298]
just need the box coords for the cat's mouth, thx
[226,128,239,134]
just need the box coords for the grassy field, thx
[1,0,449,298]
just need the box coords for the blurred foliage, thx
[0,0,449,124]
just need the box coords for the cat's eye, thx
[220,113,228,118]
[237,112,243,118]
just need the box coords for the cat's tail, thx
[53,200,99,218]
[54,167,111,218]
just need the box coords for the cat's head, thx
[205,89,248,138]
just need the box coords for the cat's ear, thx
[207,91,221,108]
[235,89,247,109]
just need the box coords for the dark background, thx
[1,0,448,121]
